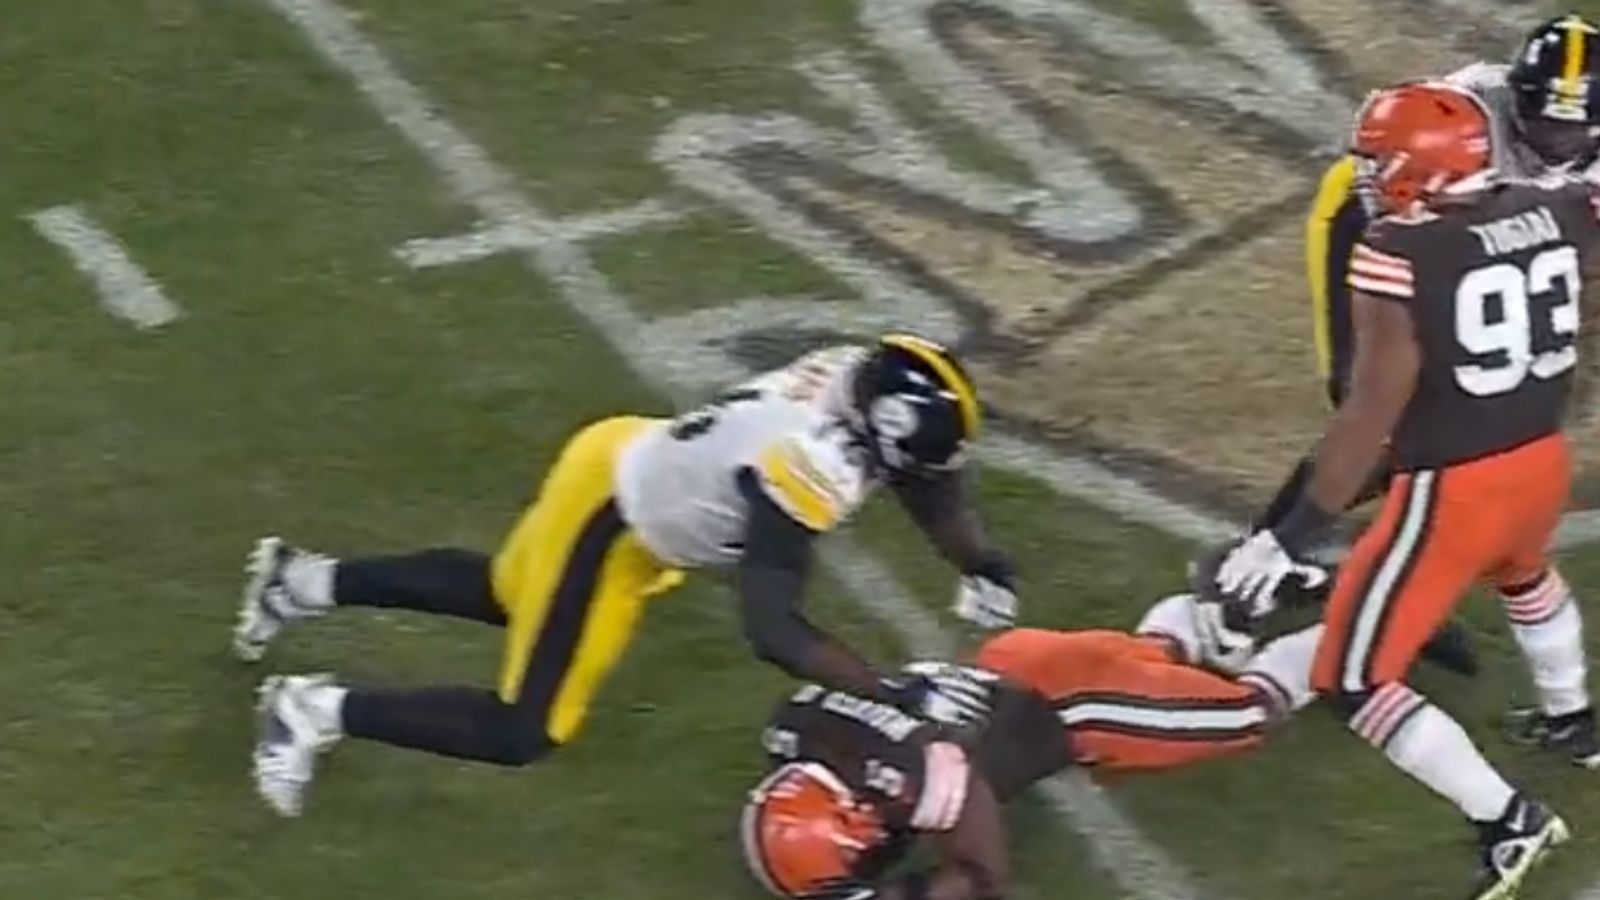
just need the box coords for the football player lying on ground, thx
[739,587,1476,900]
[235,334,1020,817]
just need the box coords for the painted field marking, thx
[985,434,1600,553]
[26,205,181,330]
[394,197,690,269]
[259,1,1202,897]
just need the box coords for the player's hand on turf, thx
[953,553,1018,629]
[798,877,878,900]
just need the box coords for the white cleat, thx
[233,536,330,663]
[252,674,341,818]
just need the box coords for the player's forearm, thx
[1280,292,1415,551]
[894,474,1008,577]
[1305,407,1391,518]
[797,633,892,698]
[1271,413,1384,552]
[737,564,887,696]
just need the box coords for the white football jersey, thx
[615,346,877,568]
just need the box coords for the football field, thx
[9,1,1600,899]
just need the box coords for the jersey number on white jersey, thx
[667,387,765,441]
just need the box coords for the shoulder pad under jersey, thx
[754,422,872,533]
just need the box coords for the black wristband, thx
[891,871,932,900]
[965,550,1016,590]
[1271,499,1337,555]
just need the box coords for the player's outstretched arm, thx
[892,472,1018,629]
[736,469,888,698]
[890,471,994,571]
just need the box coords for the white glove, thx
[899,661,996,726]
[953,574,1017,630]
[1191,599,1257,674]
[1214,530,1329,617]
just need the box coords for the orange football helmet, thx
[740,763,889,897]
[1352,82,1496,216]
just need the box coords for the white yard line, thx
[260,1,1201,897]
[26,205,181,330]
[394,198,689,269]
[979,435,1239,544]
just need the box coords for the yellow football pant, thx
[491,416,683,744]
[1305,155,1367,405]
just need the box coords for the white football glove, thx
[1214,530,1329,617]
[953,574,1017,630]
[899,661,996,726]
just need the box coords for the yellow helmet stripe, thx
[1562,15,1593,99]
[880,334,981,438]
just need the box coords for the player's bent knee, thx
[482,706,558,767]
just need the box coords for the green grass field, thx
[7,1,1600,899]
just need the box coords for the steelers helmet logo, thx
[870,395,920,440]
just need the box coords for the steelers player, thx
[1257,13,1600,528]
[235,334,1020,817]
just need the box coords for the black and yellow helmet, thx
[1509,13,1600,165]
[851,333,981,477]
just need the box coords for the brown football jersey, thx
[759,677,1069,832]
[1351,178,1600,470]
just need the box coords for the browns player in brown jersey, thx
[738,590,1334,900]
[1202,82,1600,899]
[739,567,1490,900]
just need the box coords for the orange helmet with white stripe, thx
[740,763,888,897]
[1352,82,1496,217]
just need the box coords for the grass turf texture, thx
[7,0,1600,899]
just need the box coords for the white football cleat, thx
[233,536,331,662]
[252,674,342,818]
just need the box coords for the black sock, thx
[334,549,506,626]
[343,686,554,767]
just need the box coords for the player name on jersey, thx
[793,684,924,742]
[1468,205,1563,256]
